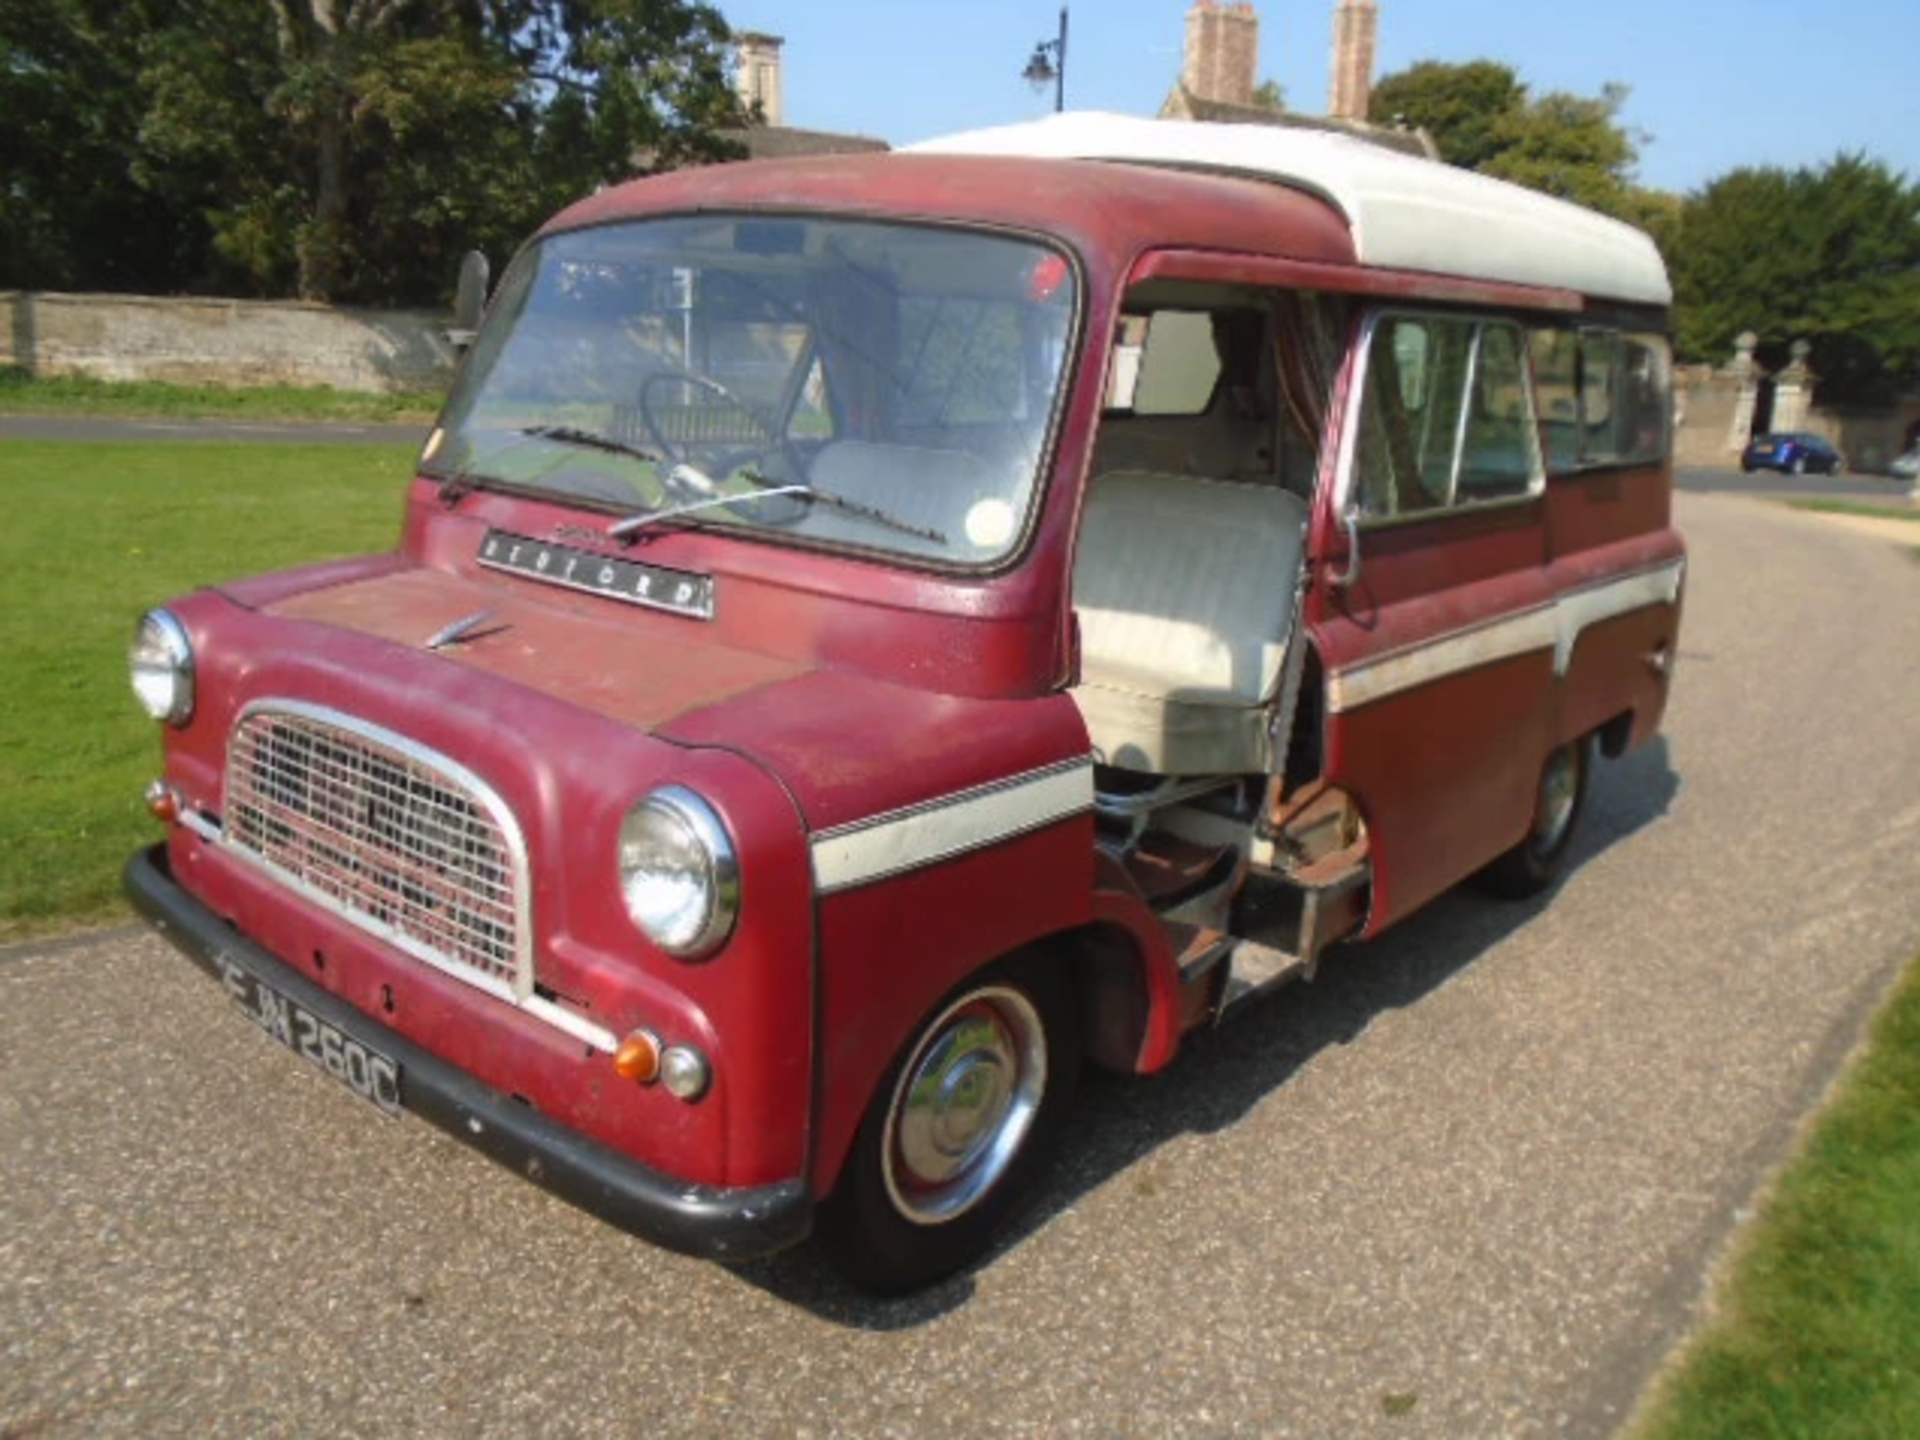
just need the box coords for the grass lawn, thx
[0,365,442,425]
[0,439,413,939]
[1627,957,1920,1440]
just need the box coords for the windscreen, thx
[428,215,1077,567]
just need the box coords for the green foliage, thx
[1670,156,1920,398]
[0,0,214,291]
[0,440,411,938]
[1369,60,1661,226]
[1369,60,1528,171]
[1482,84,1640,213]
[1,0,747,306]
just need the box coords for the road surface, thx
[5,491,1919,1439]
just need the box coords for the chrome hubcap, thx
[883,986,1047,1226]
[1534,744,1580,854]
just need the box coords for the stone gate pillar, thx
[1725,331,1759,454]
[1771,339,1812,434]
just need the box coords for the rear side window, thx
[1533,327,1671,472]
[1349,313,1543,521]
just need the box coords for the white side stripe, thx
[811,758,1093,895]
[1327,558,1685,714]
[1328,606,1556,714]
[1552,560,1686,672]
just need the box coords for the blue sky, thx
[723,0,1919,195]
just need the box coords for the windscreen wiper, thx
[520,424,663,464]
[609,471,946,547]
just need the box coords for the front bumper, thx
[125,844,812,1262]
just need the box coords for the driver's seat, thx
[1070,470,1307,775]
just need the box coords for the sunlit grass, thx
[0,440,412,939]
[1626,959,1920,1440]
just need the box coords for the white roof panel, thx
[907,113,1671,308]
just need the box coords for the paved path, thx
[0,414,429,446]
[5,492,1920,1438]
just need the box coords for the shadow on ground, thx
[726,739,1683,1325]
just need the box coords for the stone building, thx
[1158,1,1433,159]
[1328,0,1378,122]
[723,32,888,161]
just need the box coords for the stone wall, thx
[2,291,456,394]
[1675,366,1920,474]
[1673,373,1740,469]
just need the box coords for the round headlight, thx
[617,787,738,958]
[130,609,195,726]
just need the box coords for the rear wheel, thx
[1473,734,1593,899]
[1791,455,1809,475]
[814,953,1079,1293]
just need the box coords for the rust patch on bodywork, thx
[268,566,809,733]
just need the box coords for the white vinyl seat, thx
[1070,470,1307,775]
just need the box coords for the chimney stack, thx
[1328,0,1378,121]
[734,32,785,127]
[1182,2,1259,109]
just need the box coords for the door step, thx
[1218,937,1312,1014]
[1168,850,1373,1025]
[1169,921,1312,1024]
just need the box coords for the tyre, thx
[1791,455,1808,475]
[814,953,1080,1293]
[1471,734,1593,899]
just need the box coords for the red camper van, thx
[126,114,1684,1291]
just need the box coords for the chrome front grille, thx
[225,703,529,1000]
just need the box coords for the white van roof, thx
[906,112,1672,308]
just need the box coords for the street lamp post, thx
[1022,7,1068,113]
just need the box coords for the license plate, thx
[218,956,403,1117]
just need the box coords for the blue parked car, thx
[1740,431,1844,476]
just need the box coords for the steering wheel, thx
[636,371,809,515]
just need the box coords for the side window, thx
[1531,329,1581,471]
[1616,333,1672,463]
[1459,324,1543,501]
[1579,330,1626,464]
[1122,310,1220,416]
[1532,327,1672,472]
[1351,313,1540,520]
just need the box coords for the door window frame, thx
[1333,308,1548,528]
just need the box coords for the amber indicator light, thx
[613,1029,662,1084]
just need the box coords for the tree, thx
[1368,60,1655,226]
[1368,60,1526,171]
[3,0,747,305]
[1670,155,1920,400]
[0,0,213,292]
[1481,84,1640,214]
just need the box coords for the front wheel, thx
[1472,734,1593,899]
[814,954,1079,1293]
